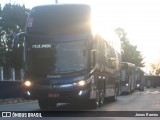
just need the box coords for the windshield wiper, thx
[56,70,79,73]
[56,68,90,73]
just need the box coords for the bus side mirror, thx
[12,32,26,69]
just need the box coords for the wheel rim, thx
[38,98,57,110]
[99,90,104,106]
[96,90,100,107]
[114,92,117,100]
[114,88,118,100]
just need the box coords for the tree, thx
[0,4,6,66]
[150,62,160,75]
[0,4,2,32]
[0,4,2,46]
[115,27,145,67]
[0,3,30,78]
[1,3,30,51]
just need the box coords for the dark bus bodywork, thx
[135,67,144,91]
[120,62,135,94]
[13,4,121,110]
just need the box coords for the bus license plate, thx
[48,93,60,98]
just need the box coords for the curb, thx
[0,98,33,105]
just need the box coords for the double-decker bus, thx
[120,62,135,94]
[135,67,145,91]
[12,4,121,110]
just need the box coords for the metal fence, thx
[0,66,24,99]
[0,81,23,99]
[145,75,160,88]
[0,66,24,81]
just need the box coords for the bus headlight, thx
[27,91,31,96]
[24,80,32,87]
[78,80,85,86]
[73,80,86,86]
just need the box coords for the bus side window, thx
[104,41,108,63]
[90,35,98,68]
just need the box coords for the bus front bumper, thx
[24,83,91,102]
[121,86,130,93]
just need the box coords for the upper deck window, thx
[26,4,91,35]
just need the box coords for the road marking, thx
[143,90,160,94]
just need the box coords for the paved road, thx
[0,87,160,119]
[1,87,160,111]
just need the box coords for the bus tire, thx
[38,98,57,110]
[110,88,118,102]
[99,82,105,106]
[89,89,100,109]
[139,87,144,91]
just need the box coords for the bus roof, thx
[121,62,135,68]
[32,4,90,9]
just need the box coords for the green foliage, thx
[115,27,145,67]
[0,4,2,46]
[1,3,29,50]
[0,3,30,68]
[150,63,160,75]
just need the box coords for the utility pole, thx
[55,0,58,4]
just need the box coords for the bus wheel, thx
[110,88,118,102]
[139,87,144,91]
[99,83,104,106]
[38,98,57,110]
[89,90,100,109]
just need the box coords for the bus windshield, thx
[121,70,126,81]
[28,41,87,74]
[135,71,140,82]
[55,41,87,73]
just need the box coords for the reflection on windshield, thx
[55,41,87,73]
[135,71,140,83]
[121,70,126,81]
[28,48,54,73]
[28,41,87,74]
[28,5,91,35]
